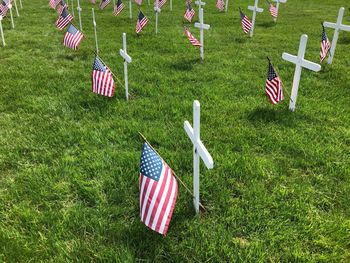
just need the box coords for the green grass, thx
[0,0,350,261]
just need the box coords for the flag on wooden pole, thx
[135,11,149,33]
[139,142,178,236]
[320,24,330,63]
[113,0,124,16]
[184,27,201,47]
[99,0,110,9]
[216,0,224,12]
[55,8,73,30]
[49,0,60,9]
[184,2,195,22]
[63,24,84,50]
[239,8,252,34]
[265,60,284,105]
[267,0,277,18]
[92,56,115,97]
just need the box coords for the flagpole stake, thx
[154,1,160,34]
[77,0,82,31]
[170,0,172,11]
[225,0,228,12]
[119,32,132,100]
[92,8,99,54]
[129,0,132,19]
[14,0,19,17]
[19,0,22,9]
[0,16,5,46]
[9,4,14,29]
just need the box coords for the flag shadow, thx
[169,58,201,71]
[258,21,276,28]
[247,106,295,126]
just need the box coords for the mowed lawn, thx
[0,0,350,261]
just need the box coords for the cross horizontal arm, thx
[282,52,298,64]
[194,22,210,30]
[195,0,205,6]
[184,121,214,169]
[119,49,132,63]
[301,60,321,72]
[248,6,263,12]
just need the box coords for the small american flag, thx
[139,142,178,236]
[56,0,68,14]
[63,24,84,50]
[135,0,142,5]
[239,9,252,34]
[55,8,73,30]
[320,25,330,63]
[92,56,115,97]
[184,27,201,47]
[265,61,284,105]
[0,0,10,16]
[154,0,166,8]
[136,11,149,34]
[267,0,278,18]
[113,0,124,16]
[91,0,96,3]
[49,0,60,9]
[216,0,225,12]
[99,0,110,9]
[184,2,195,22]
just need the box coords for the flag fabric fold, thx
[184,2,195,22]
[184,27,201,47]
[136,11,149,33]
[139,142,178,236]
[99,0,110,9]
[216,0,225,12]
[265,61,284,105]
[55,8,73,30]
[320,25,331,63]
[267,0,278,18]
[63,24,84,50]
[113,0,124,16]
[92,56,115,97]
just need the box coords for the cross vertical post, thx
[225,0,228,12]
[184,100,214,214]
[248,0,264,37]
[0,16,5,46]
[323,7,350,64]
[19,0,22,9]
[92,8,99,54]
[77,0,83,31]
[194,7,210,60]
[194,0,205,15]
[119,32,132,100]
[14,0,19,17]
[71,0,75,17]
[282,34,321,111]
[129,0,132,19]
[154,0,160,34]
[272,0,286,22]
[170,0,172,11]
[9,4,14,29]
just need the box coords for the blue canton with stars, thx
[140,143,163,182]
[92,57,107,72]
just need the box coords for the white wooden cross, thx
[169,0,172,11]
[194,0,205,15]
[282,34,321,111]
[119,33,132,100]
[272,0,286,22]
[0,15,5,46]
[194,8,210,60]
[225,0,229,12]
[184,100,214,214]
[154,0,161,34]
[92,8,99,54]
[323,7,350,64]
[70,0,75,17]
[248,0,263,37]
[77,0,82,31]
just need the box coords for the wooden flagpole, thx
[0,16,5,46]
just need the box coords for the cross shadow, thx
[169,58,200,71]
[247,106,295,127]
[338,36,350,44]
[258,21,276,28]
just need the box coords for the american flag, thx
[265,61,284,105]
[92,56,115,97]
[0,0,10,16]
[135,0,142,5]
[63,24,84,50]
[267,0,278,18]
[239,9,252,34]
[91,0,96,3]
[49,0,60,9]
[216,0,225,12]
[99,0,110,9]
[113,0,124,16]
[56,0,68,14]
[154,0,166,8]
[139,142,178,236]
[184,27,201,47]
[320,25,330,63]
[136,11,149,34]
[55,8,73,30]
[184,2,195,22]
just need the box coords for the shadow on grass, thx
[258,21,276,28]
[169,58,201,71]
[338,36,350,45]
